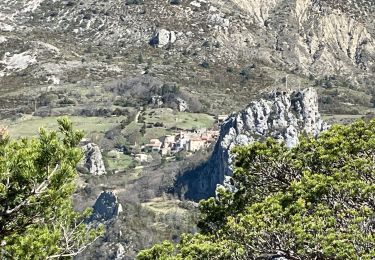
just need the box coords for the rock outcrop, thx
[149,29,177,47]
[151,95,164,107]
[176,97,189,112]
[90,191,123,222]
[177,88,328,200]
[82,143,107,176]
[115,243,126,260]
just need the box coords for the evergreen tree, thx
[0,117,103,259]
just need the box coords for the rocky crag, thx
[81,142,107,176]
[89,191,123,222]
[177,87,328,200]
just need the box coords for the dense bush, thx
[200,61,210,69]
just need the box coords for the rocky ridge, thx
[178,87,328,200]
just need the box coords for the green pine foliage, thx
[138,119,375,259]
[0,117,103,259]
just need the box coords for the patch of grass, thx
[1,115,126,138]
[123,120,141,134]
[175,111,215,129]
[144,108,215,130]
[141,197,187,215]
[122,108,215,145]
[143,127,171,142]
[105,153,134,171]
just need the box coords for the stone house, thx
[160,147,171,156]
[173,138,188,152]
[135,153,149,163]
[144,139,162,152]
[186,138,206,152]
[163,135,176,148]
[201,130,219,144]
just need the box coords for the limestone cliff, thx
[219,0,375,75]
[178,88,328,200]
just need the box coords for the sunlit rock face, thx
[178,88,328,200]
[214,87,328,177]
[82,143,107,176]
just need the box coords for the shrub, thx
[0,118,103,258]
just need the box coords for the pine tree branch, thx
[2,164,59,216]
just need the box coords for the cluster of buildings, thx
[132,114,229,163]
[141,129,220,158]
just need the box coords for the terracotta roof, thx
[190,138,204,142]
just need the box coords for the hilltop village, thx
[103,108,228,165]
[135,128,220,162]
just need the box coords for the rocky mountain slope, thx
[177,88,328,200]
[1,0,375,117]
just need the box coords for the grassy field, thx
[105,153,134,172]
[0,115,126,138]
[143,127,171,142]
[141,197,188,215]
[143,108,215,130]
